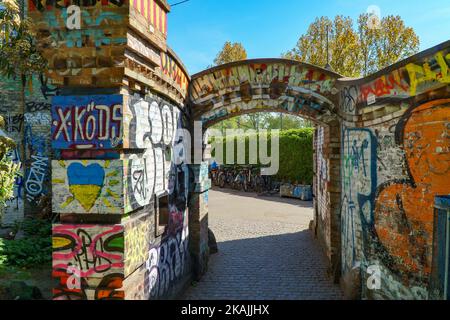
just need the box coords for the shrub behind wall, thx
[211,128,314,185]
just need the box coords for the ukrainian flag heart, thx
[67,163,105,212]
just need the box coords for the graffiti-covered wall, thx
[314,126,331,257]
[0,75,56,226]
[51,93,192,300]
[338,42,450,299]
[18,0,196,300]
[1,0,447,301]
[189,59,341,128]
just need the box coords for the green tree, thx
[0,116,20,208]
[263,113,312,130]
[211,41,248,133]
[358,13,379,76]
[240,113,269,131]
[374,15,420,70]
[284,14,420,77]
[213,41,248,66]
[0,0,47,182]
[283,16,361,77]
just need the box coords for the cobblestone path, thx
[182,189,344,300]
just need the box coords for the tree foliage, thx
[0,1,46,81]
[210,113,313,133]
[374,15,420,71]
[213,41,247,66]
[0,116,20,207]
[284,14,420,77]
[0,218,51,268]
[0,1,46,211]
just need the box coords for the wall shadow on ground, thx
[181,230,343,300]
[210,188,314,209]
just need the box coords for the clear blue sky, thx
[166,0,450,74]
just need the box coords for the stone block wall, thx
[51,92,192,300]
[338,43,450,299]
[313,120,342,281]
[18,0,195,300]
[0,75,54,226]
[188,163,210,280]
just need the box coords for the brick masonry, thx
[0,2,448,300]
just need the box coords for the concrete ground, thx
[182,189,343,300]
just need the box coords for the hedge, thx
[210,128,314,185]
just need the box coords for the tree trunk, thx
[19,74,26,217]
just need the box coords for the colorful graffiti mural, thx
[28,2,129,88]
[0,75,53,225]
[13,0,450,300]
[52,95,124,150]
[25,124,50,205]
[52,224,125,300]
[406,51,450,96]
[160,51,189,93]
[341,127,377,275]
[52,160,123,214]
[374,99,450,279]
[339,55,450,299]
[49,90,191,299]
[355,48,450,107]
[189,60,340,127]
[146,223,189,299]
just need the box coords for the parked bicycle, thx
[217,165,235,189]
[233,166,252,192]
[211,164,280,195]
[254,169,280,196]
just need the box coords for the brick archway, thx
[189,59,341,126]
[186,59,344,282]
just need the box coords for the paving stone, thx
[182,189,344,300]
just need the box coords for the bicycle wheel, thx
[219,175,226,188]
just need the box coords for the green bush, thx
[0,218,52,268]
[211,128,314,185]
[0,135,21,208]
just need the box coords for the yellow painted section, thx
[161,11,166,34]
[69,185,102,212]
[150,0,154,26]
[53,236,71,249]
[102,197,113,208]
[60,196,74,209]
[106,188,120,199]
[144,0,148,20]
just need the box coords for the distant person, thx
[210,160,218,171]
[210,160,219,182]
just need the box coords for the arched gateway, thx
[12,1,449,300]
[188,59,342,127]
[186,59,345,288]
